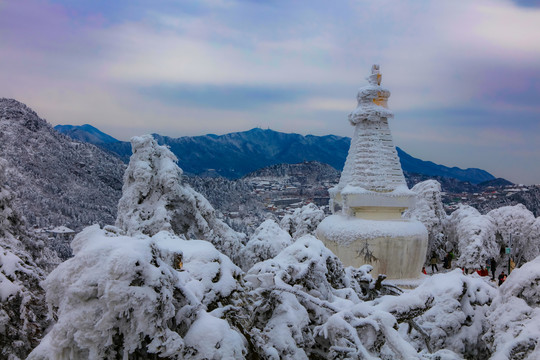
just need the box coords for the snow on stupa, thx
[317,65,428,279]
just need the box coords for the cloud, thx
[510,0,540,8]
[1,0,540,183]
[138,84,309,110]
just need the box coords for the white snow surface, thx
[49,226,74,234]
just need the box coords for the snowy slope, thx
[0,99,126,230]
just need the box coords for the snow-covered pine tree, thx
[116,135,244,263]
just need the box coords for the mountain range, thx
[55,124,498,184]
[0,98,529,234]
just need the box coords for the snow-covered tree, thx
[484,255,540,359]
[28,226,247,359]
[238,219,292,271]
[488,204,537,267]
[526,217,540,262]
[280,203,325,239]
[455,213,498,270]
[116,135,245,263]
[445,205,498,269]
[444,204,478,254]
[0,158,59,359]
[404,180,447,262]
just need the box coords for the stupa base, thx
[316,215,428,280]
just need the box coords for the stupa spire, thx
[330,64,412,216]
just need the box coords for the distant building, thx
[48,226,76,240]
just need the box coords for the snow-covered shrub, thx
[398,270,496,358]
[28,225,247,359]
[316,302,422,359]
[116,135,244,263]
[243,235,413,359]
[484,255,540,359]
[404,180,447,261]
[243,235,348,358]
[345,265,402,301]
[238,219,292,271]
[247,235,348,301]
[280,203,325,239]
[488,204,537,267]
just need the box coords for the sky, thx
[1,0,540,184]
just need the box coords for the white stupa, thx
[317,64,428,279]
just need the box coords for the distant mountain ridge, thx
[54,124,120,144]
[54,125,497,184]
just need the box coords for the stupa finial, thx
[367,64,381,85]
